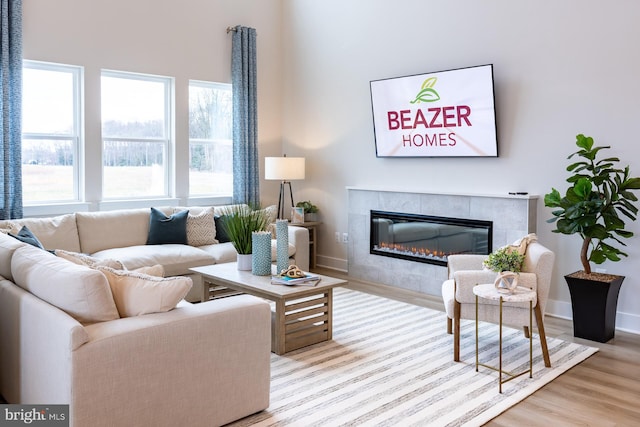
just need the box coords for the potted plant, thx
[218,205,270,270]
[483,246,526,293]
[544,134,640,342]
[296,200,319,222]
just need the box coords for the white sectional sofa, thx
[0,205,310,302]
[0,205,311,426]
[0,232,271,427]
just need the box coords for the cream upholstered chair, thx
[441,240,554,367]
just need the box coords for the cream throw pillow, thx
[132,264,165,277]
[95,266,191,317]
[12,245,119,323]
[175,207,217,246]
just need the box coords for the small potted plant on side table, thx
[483,246,526,293]
[296,200,319,222]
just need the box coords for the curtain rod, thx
[226,26,238,34]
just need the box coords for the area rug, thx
[229,287,598,427]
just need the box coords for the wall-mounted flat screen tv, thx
[370,64,498,158]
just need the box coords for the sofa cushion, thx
[55,249,125,270]
[9,226,45,249]
[0,213,81,252]
[270,240,296,261]
[0,232,27,281]
[11,244,120,323]
[147,207,189,245]
[175,207,217,246]
[76,208,153,254]
[92,244,215,276]
[94,266,191,317]
[197,241,239,264]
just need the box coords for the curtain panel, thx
[0,0,22,219]
[231,26,260,206]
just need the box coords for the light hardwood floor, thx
[315,267,640,426]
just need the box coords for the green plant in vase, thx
[218,205,270,255]
[544,133,640,341]
[483,246,525,273]
[483,246,525,294]
[296,200,318,221]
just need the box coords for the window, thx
[101,71,172,199]
[22,61,82,203]
[189,81,233,197]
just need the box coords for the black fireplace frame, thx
[370,210,493,266]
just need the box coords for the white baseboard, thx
[522,298,640,335]
[316,255,348,272]
[320,256,639,336]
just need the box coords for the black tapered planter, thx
[565,272,624,343]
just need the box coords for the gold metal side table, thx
[473,283,536,393]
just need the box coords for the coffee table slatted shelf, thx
[190,263,347,355]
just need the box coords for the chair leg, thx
[534,304,551,368]
[453,300,461,362]
[523,326,530,338]
[447,317,452,335]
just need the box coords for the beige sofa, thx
[0,231,271,427]
[0,205,310,302]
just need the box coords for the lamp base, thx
[277,181,295,220]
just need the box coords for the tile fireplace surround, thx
[347,187,537,296]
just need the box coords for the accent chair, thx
[441,241,555,367]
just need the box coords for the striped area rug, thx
[229,287,598,427]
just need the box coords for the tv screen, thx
[370,64,498,158]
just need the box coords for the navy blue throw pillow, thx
[214,214,231,243]
[146,208,189,245]
[9,225,45,250]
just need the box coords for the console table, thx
[297,221,321,269]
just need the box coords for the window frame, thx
[188,79,233,199]
[22,60,84,205]
[100,69,174,200]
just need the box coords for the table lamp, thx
[265,155,305,219]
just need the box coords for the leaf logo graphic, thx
[410,77,441,104]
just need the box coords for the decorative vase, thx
[237,253,252,271]
[276,219,290,274]
[251,231,272,275]
[565,272,624,342]
[304,212,317,222]
[494,271,519,293]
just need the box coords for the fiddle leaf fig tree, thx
[544,134,640,274]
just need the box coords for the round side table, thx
[473,283,536,393]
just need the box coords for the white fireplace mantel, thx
[347,187,537,297]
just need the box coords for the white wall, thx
[22,0,640,333]
[282,0,640,333]
[23,0,284,208]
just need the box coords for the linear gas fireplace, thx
[370,210,492,266]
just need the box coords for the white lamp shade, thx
[265,157,305,180]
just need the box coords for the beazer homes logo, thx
[386,77,472,148]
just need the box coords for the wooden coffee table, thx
[190,263,348,355]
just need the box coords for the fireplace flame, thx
[377,242,448,260]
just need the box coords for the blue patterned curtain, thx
[0,0,22,219]
[231,26,259,206]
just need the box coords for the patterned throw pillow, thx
[175,207,217,246]
[55,249,125,270]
